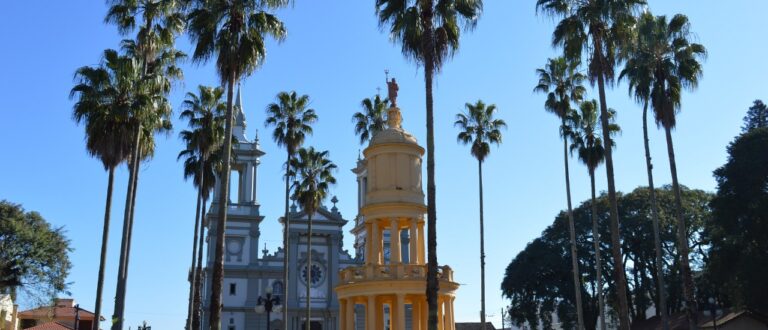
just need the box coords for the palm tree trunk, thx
[284,150,291,330]
[563,129,585,330]
[120,146,141,326]
[112,125,141,330]
[419,1,439,329]
[643,101,669,330]
[192,199,208,330]
[93,166,115,330]
[478,159,486,330]
[594,34,631,330]
[306,213,313,330]
[663,126,698,330]
[589,169,606,330]
[187,167,205,330]
[209,72,236,330]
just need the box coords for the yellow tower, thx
[336,101,459,330]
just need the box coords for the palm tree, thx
[289,147,337,330]
[534,56,586,330]
[569,99,619,330]
[374,1,482,326]
[105,2,184,329]
[264,90,317,327]
[187,1,287,327]
[623,13,706,329]
[454,100,505,330]
[535,1,645,327]
[619,11,667,329]
[177,86,226,330]
[70,56,135,330]
[352,94,388,144]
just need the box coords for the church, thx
[201,81,458,330]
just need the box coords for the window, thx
[229,283,236,295]
[272,281,284,299]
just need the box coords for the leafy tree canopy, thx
[742,100,768,133]
[0,201,72,305]
[706,127,768,312]
[502,186,712,330]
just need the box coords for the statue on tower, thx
[387,77,399,107]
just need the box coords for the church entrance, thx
[301,321,322,330]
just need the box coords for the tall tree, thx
[535,1,645,327]
[742,99,768,133]
[534,56,587,330]
[178,86,227,330]
[352,94,388,145]
[374,1,482,326]
[569,99,619,330]
[631,13,706,328]
[70,54,135,330]
[619,11,669,329]
[454,100,506,330]
[187,1,287,327]
[707,127,768,312]
[264,90,317,327]
[104,1,184,329]
[502,186,714,330]
[0,201,72,306]
[289,147,337,330]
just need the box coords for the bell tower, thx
[336,79,458,330]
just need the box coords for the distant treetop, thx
[743,99,768,133]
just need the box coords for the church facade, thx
[200,89,361,330]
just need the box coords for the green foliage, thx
[534,57,586,121]
[0,201,72,304]
[455,100,506,163]
[742,100,768,133]
[501,186,713,329]
[178,85,228,198]
[569,100,619,174]
[265,91,318,155]
[352,94,388,145]
[289,147,337,216]
[186,0,287,84]
[706,127,768,312]
[375,0,482,70]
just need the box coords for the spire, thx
[233,83,248,141]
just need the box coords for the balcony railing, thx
[338,264,454,285]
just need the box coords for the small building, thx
[455,322,497,330]
[17,298,102,330]
[701,310,768,330]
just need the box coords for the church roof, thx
[369,106,419,147]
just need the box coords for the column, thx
[346,297,355,330]
[409,221,418,265]
[444,297,454,330]
[412,299,421,330]
[367,295,376,330]
[437,298,444,330]
[243,162,254,203]
[396,294,406,330]
[376,300,384,330]
[366,222,373,264]
[391,219,401,264]
[341,299,348,330]
[417,222,425,264]
[371,221,380,265]
[420,299,427,330]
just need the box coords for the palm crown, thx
[352,94,388,145]
[620,12,706,130]
[375,0,482,70]
[265,91,318,155]
[455,100,506,163]
[187,0,287,84]
[290,147,337,217]
[569,99,619,173]
[534,57,586,121]
[178,85,228,195]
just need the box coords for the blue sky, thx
[1,1,766,328]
